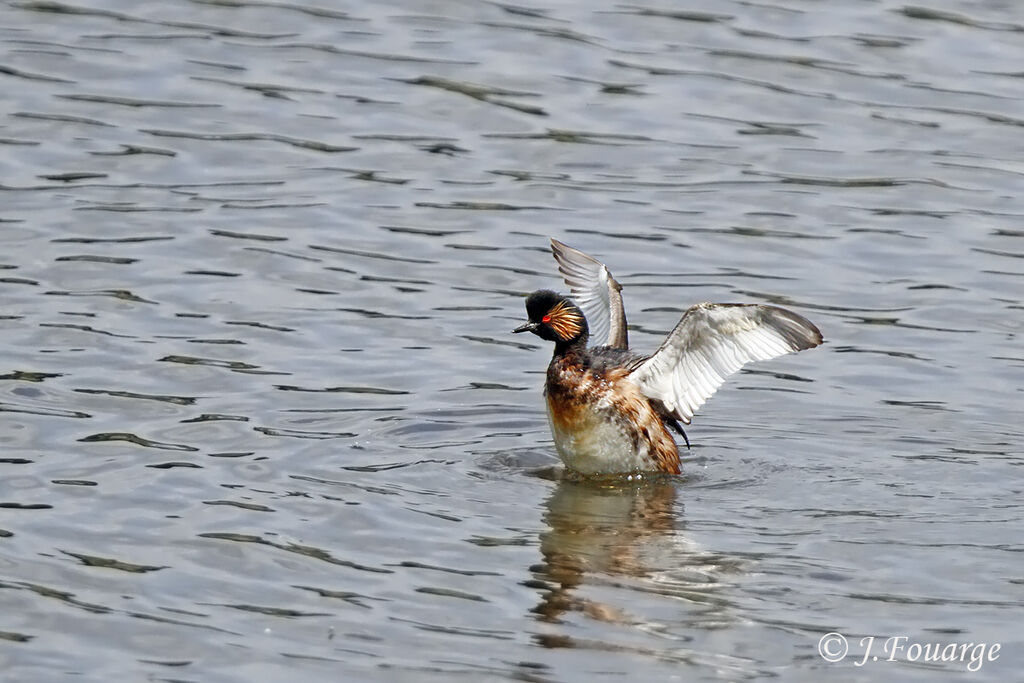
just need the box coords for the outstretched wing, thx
[629,303,822,423]
[550,238,628,349]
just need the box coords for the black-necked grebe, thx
[513,239,823,475]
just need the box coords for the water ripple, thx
[3,0,1023,678]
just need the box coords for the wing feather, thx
[550,238,628,349]
[630,303,823,423]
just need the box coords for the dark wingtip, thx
[763,305,824,351]
[665,416,691,449]
[550,237,570,262]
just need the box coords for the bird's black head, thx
[513,289,588,347]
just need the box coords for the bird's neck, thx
[553,334,588,358]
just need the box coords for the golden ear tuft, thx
[547,300,583,340]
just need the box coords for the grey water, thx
[1,0,1022,681]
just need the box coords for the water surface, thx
[1,0,1022,681]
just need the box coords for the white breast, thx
[545,396,651,475]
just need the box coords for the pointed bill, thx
[629,303,823,423]
[550,238,628,349]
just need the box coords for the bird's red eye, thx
[542,315,551,323]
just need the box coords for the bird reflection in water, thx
[530,475,682,625]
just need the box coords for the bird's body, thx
[514,240,824,476]
[544,345,681,475]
